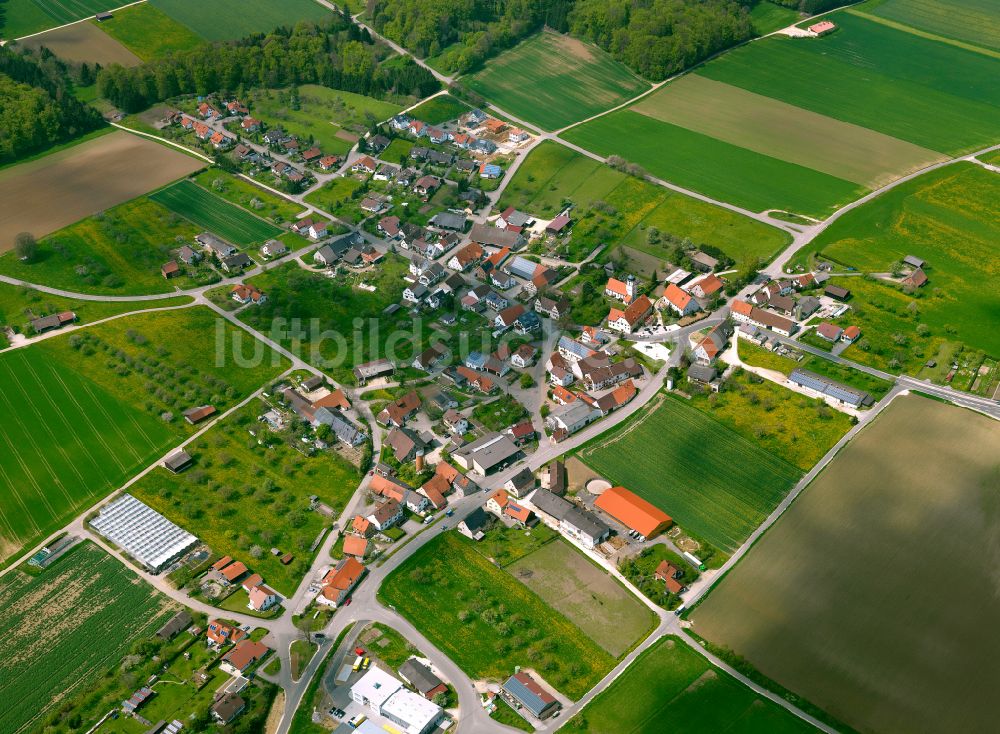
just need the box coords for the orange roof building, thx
[594,486,672,539]
[343,535,369,558]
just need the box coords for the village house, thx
[655,560,686,594]
[247,584,280,612]
[231,284,267,305]
[816,322,844,342]
[511,343,537,368]
[376,390,422,427]
[447,242,484,271]
[368,498,405,532]
[607,294,654,334]
[730,300,797,337]
[221,640,269,676]
[261,239,288,258]
[352,156,377,174]
[443,408,468,435]
[693,321,733,364]
[661,283,699,317]
[317,557,365,608]
[528,489,610,549]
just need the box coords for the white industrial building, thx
[350,668,443,734]
[90,494,197,572]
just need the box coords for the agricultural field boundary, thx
[847,8,1000,60]
[9,0,148,42]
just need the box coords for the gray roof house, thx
[452,432,522,475]
[398,659,447,699]
[457,506,491,541]
[502,672,560,720]
[528,489,609,549]
[429,212,468,231]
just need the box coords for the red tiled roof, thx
[220,561,248,581]
[343,535,368,558]
[731,299,753,317]
[324,557,364,591]
[663,283,692,310]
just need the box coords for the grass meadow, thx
[631,74,944,189]
[0,542,175,734]
[0,196,206,295]
[250,85,403,156]
[406,93,468,125]
[698,12,1000,155]
[464,31,650,131]
[150,0,331,40]
[130,402,359,594]
[151,179,282,246]
[0,348,175,569]
[563,110,864,217]
[692,395,1000,734]
[93,2,205,60]
[499,142,790,266]
[863,0,1000,53]
[379,532,616,700]
[810,163,1000,362]
[0,0,110,38]
[748,0,800,34]
[192,169,304,223]
[507,539,656,657]
[562,635,819,734]
[302,176,365,223]
[579,394,801,553]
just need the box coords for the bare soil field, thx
[0,131,203,250]
[16,20,141,66]
[632,74,945,188]
[691,394,1000,734]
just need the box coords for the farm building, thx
[90,494,197,572]
[354,358,395,384]
[789,369,873,408]
[398,659,448,700]
[594,485,673,540]
[452,432,522,475]
[501,671,561,719]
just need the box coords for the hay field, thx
[864,0,1000,52]
[579,394,801,553]
[508,540,656,657]
[16,20,141,65]
[692,395,1000,734]
[150,179,281,246]
[698,12,1000,154]
[0,542,174,734]
[93,2,204,60]
[151,0,330,40]
[632,74,945,188]
[464,32,650,131]
[0,347,175,570]
[0,131,203,250]
[562,636,818,734]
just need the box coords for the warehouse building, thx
[350,667,444,734]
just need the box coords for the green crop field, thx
[863,0,1000,52]
[810,163,1000,362]
[698,12,1000,155]
[0,542,175,734]
[192,169,304,224]
[499,142,790,266]
[131,402,359,594]
[150,0,330,40]
[151,179,281,246]
[692,396,1000,734]
[748,0,800,34]
[563,111,864,217]
[379,532,616,700]
[407,93,468,125]
[250,85,403,156]
[631,74,944,189]
[579,394,801,553]
[0,348,175,569]
[465,31,650,131]
[93,2,204,60]
[562,635,819,734]
[686,368,853,472]
[508,539,656,657]
[0,0,111,39]
[0,196,211,296]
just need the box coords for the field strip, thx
[43,368,130,473]
[13,353,117,485]
[71,376,146,464]
[0,456,34,538]
[848,9,1000,61]
[12,0,149,41]
[0,415,58,519]
[631,75,946,188]
[1,358,91,501]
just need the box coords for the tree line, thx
[0,47,104,164]
[97,14,440,113]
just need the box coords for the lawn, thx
[379,532,616,700]
[562,635,819,734]
[465,31,649,131]
[687,367,853,471]
[130,398,356,595]
[563,109,865,217]
[150,0,331,40]
[499,142,790,267]
[0,0,111,38]
[0,280,191,335]
[697,12,1000,155]
[250,85,403,156]
[0,542,176,734]
[0,347,175,570]
[93,2,205,60]
[632,73,944,189]
[407,93,468,125]
[579,394,801,553]
[151,179,282,246]
[302,176,366,223]
[0,130,203,254]
[508,539,656,657]
[692,395,1000,734]
[862,0,1000,53]
[192,169,304,224]
[807,163,1000,363]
